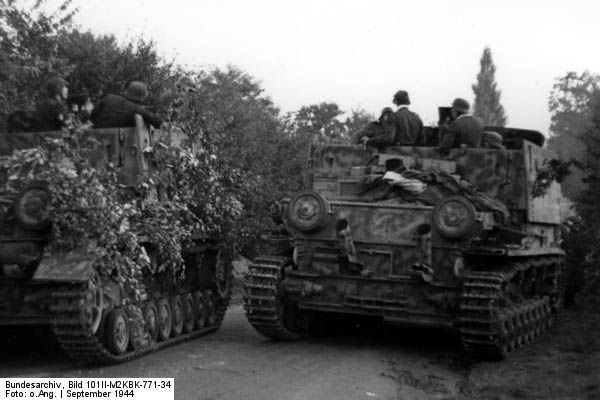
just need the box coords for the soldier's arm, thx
[439,122,458,153]
[135,105,163,128]
[365,123,395,147]
[414,114,424,145]
[89,99,105,124]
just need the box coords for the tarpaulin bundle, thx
[359,168,509,220]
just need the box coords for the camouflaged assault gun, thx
[0,116,232,364]
[243,126,565,360]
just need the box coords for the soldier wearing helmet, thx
[439,98,483,154]
[481,131,505,149]
[90,81,163,129]
[352,107,394,146]
[33,77,69,131]
[389,90,423,146]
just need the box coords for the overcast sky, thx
[66,0,600,133]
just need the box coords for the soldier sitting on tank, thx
[352,107,394,145]
[90,81,163,129]
[33,77,69,132]
[5,110,37,132]
[481,131,505,149]
[363,91,424,148]
[439,98,483,154]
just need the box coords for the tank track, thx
[50,284,230,365]
[459,256,564,360]
[243,256,303,340]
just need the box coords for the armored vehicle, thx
[244,126,565,359]
[0,117,232,364]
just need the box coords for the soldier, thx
[5,110,37,132]
[352,107,394,146]
[389,90,423,146]
[481,131,505,149]
[90,81,163,129]
[34,77,69,132]
[439,98,483,153]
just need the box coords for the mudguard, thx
[33,250,96,282]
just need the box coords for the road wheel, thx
[181,293,195,333]
[104,308,129,355]
[193,291,207,329]
[171,296,185,337]
[157,298,172,341]
[143,301,159,342]
[204,289,217,326]
[81,272,104,334]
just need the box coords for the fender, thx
[33,250,96,282]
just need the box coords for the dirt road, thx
[2,305,468,400]
[2,304,598,400]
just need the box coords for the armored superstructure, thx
[244,126,565,359]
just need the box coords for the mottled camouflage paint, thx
[285,140,563,321]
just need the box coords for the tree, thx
[344,108,375,139]
[547,71,600,198]
[0,0,77,125]
[289,102,348,143]
[472,47,507,126]
[57,31,173,102]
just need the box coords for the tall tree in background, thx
[472,47,507,126]
[547,71,600,198]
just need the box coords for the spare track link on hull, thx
[243,256,301,340]
[459,256,562,360]
[50,284,229,365]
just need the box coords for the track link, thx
[459,256,563,360]
[243,256,303,340]
[50,284,229,365]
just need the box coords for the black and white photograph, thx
[0,1,599,399]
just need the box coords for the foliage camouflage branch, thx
[1,133,242,300]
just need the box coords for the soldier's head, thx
[44,77,68,100]
[393,90,410,106]
[451,98,470,117]
[481,131,505,149]
[124,81,148,103]
[379,107,394,123]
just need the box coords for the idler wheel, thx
[181,293,196,333]
[203,290,217,326]
[105,308,130,355]
[157,298,172,341]
[215,251,232,300]
[193,291,207,329]
[143,301,159,342]
[171,295,184,337]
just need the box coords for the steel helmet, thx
[124,81,148,103]
[44,77,68,98]
[393,90,410,106]
[451,98,470,113]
